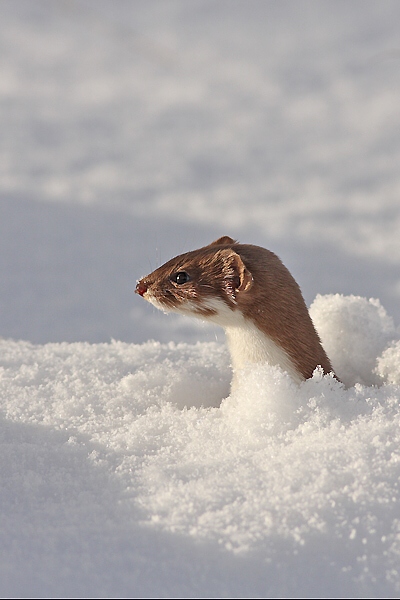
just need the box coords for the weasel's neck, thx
[179,296,305,383]
[225,320,303,384]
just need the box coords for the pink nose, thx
[135,282,148,297]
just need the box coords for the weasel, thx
[135,236,336,384]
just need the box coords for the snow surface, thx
[1,300,400,597]
[1,1,400,597]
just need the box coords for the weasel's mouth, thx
[145,293,172,313]
[145,293,199,317]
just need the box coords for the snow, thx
[1,314,400,597]
[1,1,400,597]
[310,294,398,387]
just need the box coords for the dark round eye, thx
[171,271,190,285]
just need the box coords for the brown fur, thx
[136,236,335,380]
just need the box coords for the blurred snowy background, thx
[1,0,400,345]
[2,1,400,598]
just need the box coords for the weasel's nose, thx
[135,281,148,297]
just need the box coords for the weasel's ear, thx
[221,249,253,296]
[208,236,237,247]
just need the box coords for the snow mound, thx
[310,293,399,387]
[1,294,400,597]
[377,341,400,385]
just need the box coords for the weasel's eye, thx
[171,271,190,285]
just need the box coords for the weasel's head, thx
[135,236,253,324]
[136,236,337,382]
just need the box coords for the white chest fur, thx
[174,296,303,383]
[225,320,303,383]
